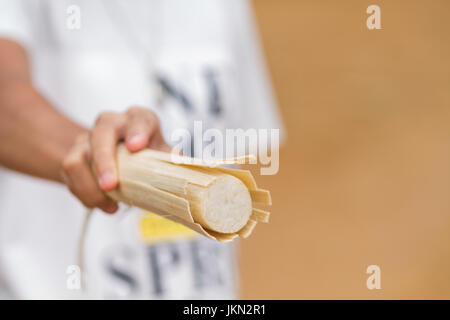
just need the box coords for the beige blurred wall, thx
[240,0,450,299]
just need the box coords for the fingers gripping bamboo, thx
[105,145,271,242]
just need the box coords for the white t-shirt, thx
[0,0,282,299]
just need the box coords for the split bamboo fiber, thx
[106,144,272,242]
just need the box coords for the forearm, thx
[0,81,87,182]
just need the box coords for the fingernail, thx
[126,134,146,149]
[98,171,116,191]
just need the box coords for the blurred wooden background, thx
[240,0,450,299]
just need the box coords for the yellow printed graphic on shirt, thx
[139,211,198,244]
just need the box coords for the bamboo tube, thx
[105,145,271,241]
